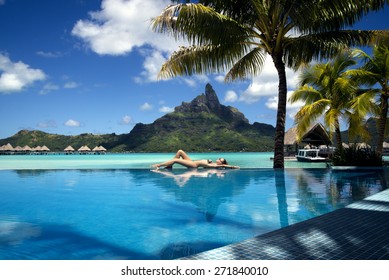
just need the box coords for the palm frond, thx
[294,100,330,140]
[345,110,371,142]
[324,108,342,135]
[297,0,389,33]
[152,3,250,46]
[288,85,323,104]
[158,44,248,79]
[350,89,378,115]
[284,30,389,69]
[224,47,266,82]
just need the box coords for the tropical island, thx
[0,84,275,153]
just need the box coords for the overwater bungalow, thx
[78,145,91,154]
[0,143,14,155]
[64,145,75,154]
[22,145,32,154]
[284,123,332,157]
[41,145,50,154]
[92,145,107,154]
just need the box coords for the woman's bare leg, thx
[152,150,194,169]
[174,149,191,160]
[152,158,197,169]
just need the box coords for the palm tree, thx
[352,43,389,155]
[288,50,369,151]
[152,0,389,168]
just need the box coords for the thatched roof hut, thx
[41,145,50,153]
[64,145,75,152]
[78,145,91,153]
[1,143,14,151]
[285,123,331,146]
[22,145,32,152]
[92,145,107,154]
[14,146,23,152]
[284,123,332,155]
[64,145,75,154]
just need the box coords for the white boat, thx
[296,149,328,162]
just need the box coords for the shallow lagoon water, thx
[0,152,327,170]
[0,153,387,259]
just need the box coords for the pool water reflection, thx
[0,168,387,259]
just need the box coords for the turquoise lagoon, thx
[0,152,327,170]
[0,153,387,260]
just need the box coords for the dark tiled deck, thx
[184,188,389,260]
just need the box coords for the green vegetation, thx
[0,130,122,152]
[351,42,389,155]
[289,43,389,166]
[153,0,388,168]
[331,145,383,167]
[122,85,275,152]
[0,84,275,153]
[289,50,368,151]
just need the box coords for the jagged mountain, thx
[0,84,276,152]
[118,84,275,152]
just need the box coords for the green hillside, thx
[0,84,275,152]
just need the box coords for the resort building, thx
[64,145,75,154]
[0,143,51,155]
[284,123,332,157]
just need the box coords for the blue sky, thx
[0,0,388,139]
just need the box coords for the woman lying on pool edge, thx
[151,149,240,170]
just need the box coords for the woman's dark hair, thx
[220,158,227,165]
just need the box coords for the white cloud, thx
[265,96,278,110]
[224,90,238,103]
[239,55,300,104]
[37,120,57,128]
[214,75,225,83]
[39,83,60,95]
[120,115,132,124]
[135,50,167,83]
[64,119,81,127]
[72,0,190,83]
[159,106,174,113]
[36,51,63,58]
[0,54,46,93]
[72,0,177,56]
[182,78,197,87]
[140,102,153,111]
[64,82,79,89]
[265,91,305,120]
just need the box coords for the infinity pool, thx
[0,168,387,259]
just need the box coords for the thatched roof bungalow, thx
[92,145,107,154]
[22,145,32,152]
[64,145,75,154]
[0,143,14,154]
[78,145,91,154]
[284,123,332,156]
[41,145,50,154]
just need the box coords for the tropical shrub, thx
[331,145,383,166]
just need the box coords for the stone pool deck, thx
[183,188,389,260]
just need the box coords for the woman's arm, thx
[222,164,240,169]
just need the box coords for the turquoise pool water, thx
[0,152,328,169]
[0,167,387,260]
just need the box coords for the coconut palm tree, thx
[289,50,369,151]
[352,43,389,155]
[152,0,389,168]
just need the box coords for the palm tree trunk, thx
[335,119,343,151]
[376,93,389,155]
[272,53,287,169]
[274,169,289,227]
